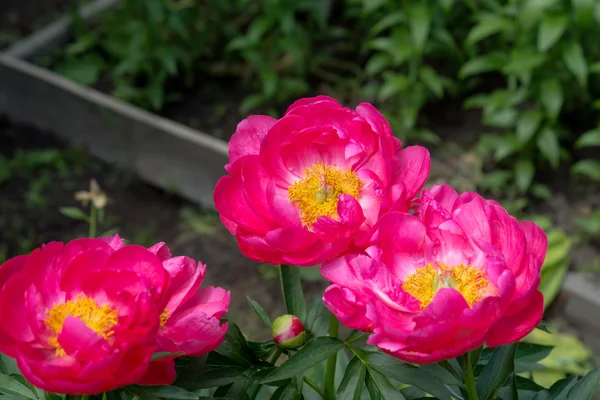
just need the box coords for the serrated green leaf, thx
[540,79,563,120]
[576,128,600,148]
[261,337,344,383]
[476,343,519,400]
[572,160,600,181]
[562,41,588,87]
[459,53,506,78]
[515,159,535,192]
[537,13,569,51]
[247,296,272,328]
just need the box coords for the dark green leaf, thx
[515,159,535,192]
[459,53,506,78]
[217,323,259,366]
[503,50,546,76]
[0,375,38,399]
[514,343,553,373]
[260,337,344,383]
[533,376,578,399]
[476,343,519,400]
[572,160,600,181]
[345,330,370,345]
[369,12,405,37]
[151,351,184,360]
[537,128,561,169]
[565,365,600,399]
[280,265,307,321]
[337,357,366,400]
[419,66,444,98]
[305,297,329,337]
[240,94,265,114]
[573,0,595,26]
[540,78,563,120]
[531,183,552,200]
[576,129,600,148]
[562,41,588,87]
[271,382,299,400]
[465,15,512,47]
[248,340,276,360]
[57,55,103,85]
[368,369,405,399]
[537,14,569,51]
[408,4,431,51]
[247,296,272,328]
[357,350,453,400]
[537,321,553,334]
[516,109,542,144]
[59,207,90,222]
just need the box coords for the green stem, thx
[279,265,307,320]
[89,205,97,238]
[304,376,326,399]
[270,347,283,365]
[324,313,339,400]
[465,352,479,400]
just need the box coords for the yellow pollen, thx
[287,162,362,226]
[45,294,118,357]
[402,263,487,309]
[160,308,169,328]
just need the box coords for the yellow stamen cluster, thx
[402,263,487,309]
[287,162,362,227]
[45,294,118,357]
[160,308,170,328]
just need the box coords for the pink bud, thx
[271,314,306,349]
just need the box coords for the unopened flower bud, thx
[271,314,306,349]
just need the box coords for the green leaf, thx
[476,343,519,400]
[151,351,184,360]
[59,207,90,222]
[247,296,272,328]
[540,79,563,120]
[368,369,405,399]
[565,365,600,399]
[589,62,600,74]
[465,15,512,47]
[57,55,103,86]
[515,159,535,192]
[408,4,431,51]
[248,340,276,360]
[514,343,554,373]
[280,265,307,321]
[562,41,588,87]
[337,357,366,400]
[572,160,600,181]
[260,337,344,383]
[576,128,600,148]
[520,0,559,27]
[365,54,391,76]
[537,127,561,168]
[369,11,405,37]
[345,330,370,345]
[503,50,546,77]
[305,297,330,337]
[572,0,596,26]
[516,109,542,144]
[419,66,444,98]
[537,320,553,334]
[217,322,259,366]
[378,73,409,102]
[240,93,265,114]
[271,382,299,400]
[459,53,506,78]
[537,13,569,51]
[0,375,37,399]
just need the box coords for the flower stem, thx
[270,347,283,365]
[465,351,479,400]
[89,205,97,238]
[304,376,326,399]
[324,313,339,400]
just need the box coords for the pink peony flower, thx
[135,242,230,386]
[321,184,547,363]
[214,95,430,266]
[0,236,169,394]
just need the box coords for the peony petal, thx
[57,316,110,361]
[228,115,277,163]
[323,285,372,331]
[520,221,548,266]
[393,146,430,200]
[285,95,341,115]
[135,359,176,386]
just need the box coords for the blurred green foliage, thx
[51,0,600,197]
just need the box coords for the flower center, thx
[402,263,487,309]
[45,294,118,357]
[287,162,362,226]
[160,308,169,328]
